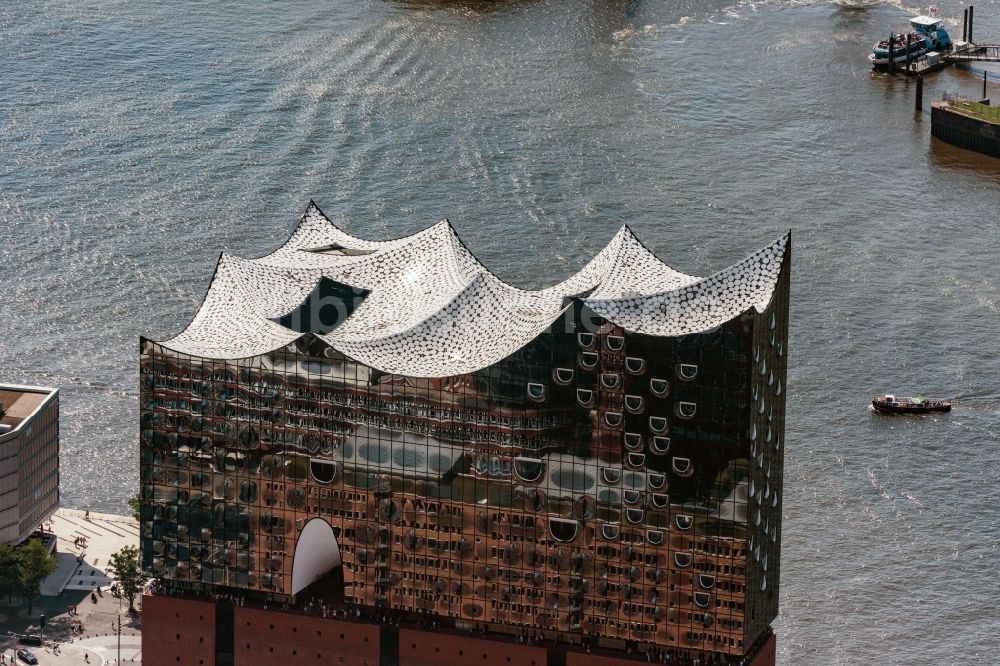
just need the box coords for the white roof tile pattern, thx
[583,236,789,337]
[156,202,788,374]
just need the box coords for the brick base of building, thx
[141,595,776,666]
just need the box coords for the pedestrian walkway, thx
[40,509,139,597]
[1,508,142,663]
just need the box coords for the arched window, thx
[625,357,646,374]
[553,368,575,385]
[651,437,671,454]
[678,364,698,380]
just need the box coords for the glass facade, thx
[139,245,789,659]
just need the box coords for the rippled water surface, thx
[2,0,999,663]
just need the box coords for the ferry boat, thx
[871,394,952,414]
[869,14,952,68]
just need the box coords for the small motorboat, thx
[872,394,951,414]
[868,13,953,69]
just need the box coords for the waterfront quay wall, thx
[931,101,1000,158]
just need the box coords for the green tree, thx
[0,543,21,602]
[16,539,57,614]
[107,545,148,611]
[128,494,141,521]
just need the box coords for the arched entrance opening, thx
[291,518,344,598]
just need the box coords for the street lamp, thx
[112,614,121,665]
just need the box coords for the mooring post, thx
[916,75,923,111]
[969,5,974,44]
[984,69,988,100]
[963,8,968,41]
[889,32,895,74]
[906,33,912,72]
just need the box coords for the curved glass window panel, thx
[601,468,622,485]
[579,352,599,369]
[673,552,692,568]
[768,370,775,386]
[699,574,716,589]
[286,488,306,508]
[651,437,671,455]
[625,357,646,374]
[761,575,767,591]
[527,383,546,401]
[577,333,596,349]
[623,490,642,505]
[647,473,666,490]
[513,457,544,483]
[549,518,580,543]
[675,514,693,530]
[551,469,595,492]
[693,592,711,608]
[626,508,644,524]
[240,481,260,504]
[758,397,766,414]
[754,509,762,526]
[775,379,782,396]
[649,417,668,433]
[650,378,670,397]
[576,389,595,407]
[601,373,620,389]
[359,441,391,464]
[600,524,620,541]
[678,364,698,380]
[769,312,777,330]
[650,493,669,509]
[604,412,623,428]
[553,368,574,385]
[622,471,646,490]
[672,457,693,477]
[759,359,767,376]
[624,432,643,450]
[624,395,644,413]
[301,433,322,455]
[309,460,338,484]
[772,492,779,508]
[606,335,625,351]
[428,451,453,474]
[646,530,664,546]
[676,402,697,419]
[596,488,621,506]
[626,452,646,469]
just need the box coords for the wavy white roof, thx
[155,202,788,376]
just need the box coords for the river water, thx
[2,0,999,663]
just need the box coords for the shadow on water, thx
[927,134,1000,172]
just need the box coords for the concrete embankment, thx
[931,99,1000,158]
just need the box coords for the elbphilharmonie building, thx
[140,203,789,666]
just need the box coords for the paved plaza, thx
[1,509,142,665]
